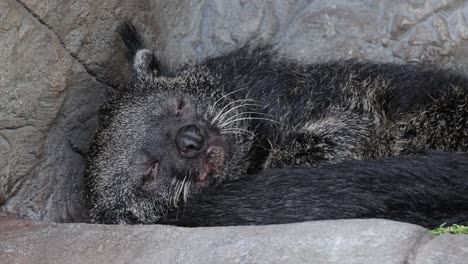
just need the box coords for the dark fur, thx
[85,22,468,224]
[160,152,468,228]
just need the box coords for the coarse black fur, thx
[85,22,468,224]
[160,152,468,229]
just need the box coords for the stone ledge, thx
[1,217,467,264]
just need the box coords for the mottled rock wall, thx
[2,0,468,222]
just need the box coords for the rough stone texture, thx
[2,0,468,223]
[0,0,108,222]
[4,217,464,264]
[413,233,468,264]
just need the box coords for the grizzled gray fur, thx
[85,23,468,224]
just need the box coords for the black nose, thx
[175,124,205,158]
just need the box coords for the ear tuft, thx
[118,21,159,80]
[134,49,158,80]
[118,22,144,62]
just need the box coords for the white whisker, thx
[182,171,192,202]
[221,128,256,137]
[221,111,274,126]
[215,102,259,125]
[220,117,282,128]
[211,99,258,124]
[209,87,251,115]
[173,175,187,207]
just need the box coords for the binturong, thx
[85,22,468,224]
[159,152,468,229]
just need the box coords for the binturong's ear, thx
[118,22,159,81]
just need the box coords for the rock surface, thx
[1,217,468,264]
[0,0,109,222]
[2,0,468,223]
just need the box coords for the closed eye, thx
[142,161,159,185]
[176,99,185,116]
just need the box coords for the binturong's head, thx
[85,23,254,224]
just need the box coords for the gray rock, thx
[3,0,468,223]
[413,233,468,264]
[0,217,454,264]
[0,0,108,222]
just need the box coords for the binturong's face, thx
[85,45,254,224]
